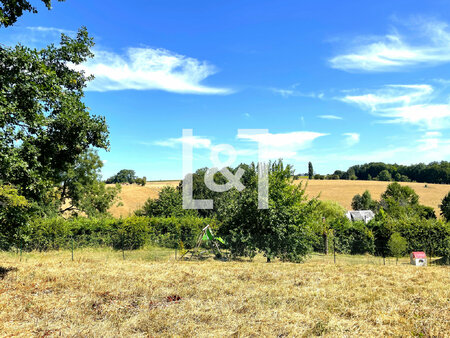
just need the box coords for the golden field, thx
[0,249,449,337]
[109,180,450,218]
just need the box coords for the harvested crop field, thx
[109,180,450,218]
[0,249,448,336]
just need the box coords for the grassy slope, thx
[109,180,450,218]
[0,249,448,336]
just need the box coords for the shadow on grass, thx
[0,266,17,279]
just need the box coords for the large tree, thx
[0,27,109,208]
[58,149,121,217]
[219,160,316,262]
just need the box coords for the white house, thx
[345,210,375,224]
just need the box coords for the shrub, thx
[111,216,150,250]
[333,221,375,255]
[149,216,217,249]
[388,232,407,263]
[24,218,71,251]
[369,214,450,258]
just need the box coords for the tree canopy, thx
[0,27,109,207]
[0,0,64,27]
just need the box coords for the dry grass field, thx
[0,249,449,337]
[109,179,450,218]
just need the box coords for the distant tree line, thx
[302,161,449,184]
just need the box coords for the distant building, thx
[410,252,427,266]
[345,210,375,224]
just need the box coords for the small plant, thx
[388,232,407,265]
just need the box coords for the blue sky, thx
[2,0,450,179]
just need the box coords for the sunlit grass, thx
[0,248,448,336]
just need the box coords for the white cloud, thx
[329,19,450,72]
[72,47,231,94]
[154,135,212,148]
[238,131,327,159]
[343,133,360,146]
[340,84,450,129]
[26,26,73,34]
[271,88,296,97]
[270,87,324,99]
[318,114,343,120]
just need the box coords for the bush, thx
[149,216,217,249]
[369,214,450,258]
[333,221,375,255]
[111,216,150,250]
[388,232,407,262]
[24,218,71,251]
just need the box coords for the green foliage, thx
[23,217,71,251]
[0,184,29,249]
[351,190,377,211]
[111,216,149,250]
[376,169,392,181]
[308,162,314,179]
[17,215,214,252]
[0,27,109,208]
[105,169,137,184]
[344,161,449,184]
[135,177,147,186]
[388,232,407,259]
[440,192,450,221]
[333,221,375,255]
[219,160,316,262]
[150,216,217,249]
[136,186,197,218]
[58,149,121,216]
[0,0,64,27]
[369,212,450,258]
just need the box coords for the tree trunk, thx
[267,257,271,263]
[323,233,328,255]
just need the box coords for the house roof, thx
[411,252,427,258]
[345,210,375,222]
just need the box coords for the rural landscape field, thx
[109,180,450,218]
[1,249,449,337]
[2,0,450,337]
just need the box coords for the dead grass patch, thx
[0,249,448,336]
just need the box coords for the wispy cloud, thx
[26,26,73,34]
[329,19,450,72]
[343,133,360,146]
[270,86,324,99]
[238,131,327,159]
[153,135,212,148]
[318,114,343,120]
[3,26,231,94]
[343,132,450,164]
[73,47,231,94]
[340,84,450,129]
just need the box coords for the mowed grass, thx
[1,249,449,336]
[109,179,450,218]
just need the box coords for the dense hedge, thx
[19,216,217,251]
[369,215,450,258]
[14,214,450,264]
[333,221,375,255]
